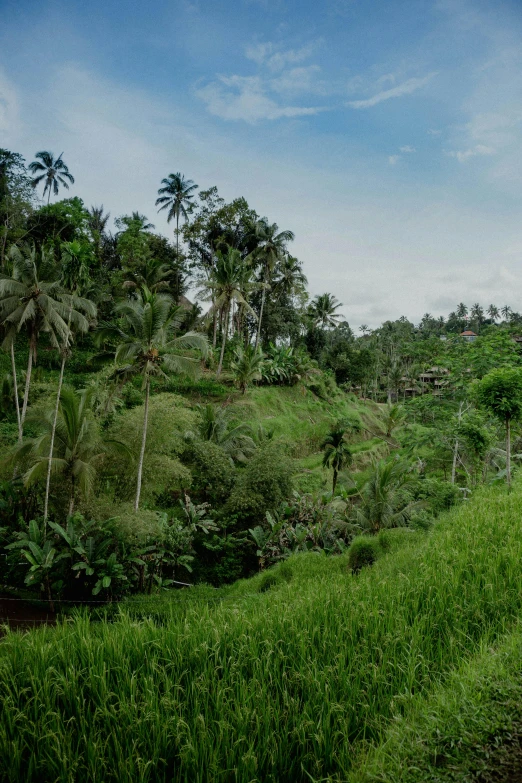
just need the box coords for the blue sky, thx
[1,0,521,326]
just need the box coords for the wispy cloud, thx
[245,41,318,72]
[348,73,437,109]
[388,155,400,165]
[400,145,416,153]
[446,144,496,162]
[196,74,324,122]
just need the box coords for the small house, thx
[460,330,478,343]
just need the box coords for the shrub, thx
[183,441,235,504]
[347,536,380,573]
[228,443,293,524]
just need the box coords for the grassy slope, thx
[2,482,522,782]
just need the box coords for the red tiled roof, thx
[460,330,477,336]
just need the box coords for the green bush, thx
[228,442,293,523]
[347,536,380,573]
[184,441,235,504]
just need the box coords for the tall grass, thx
[2,483,522,782]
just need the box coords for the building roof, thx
[460,330,477,336]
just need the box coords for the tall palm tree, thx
[487,304,499,321]
[155,173,198,261]
[199,247,257,375]
[0,244,87,431]
[354,459,419,533]
[248,220,294,350]
[98,286,208,510]
[43,241,96,525]
[456,302,468,319]
[28,151,74,204]
[321,421,353,493]
[10,387,125,516]
[310,293,343,329]
[273,254,307,299]
[88,205,110,261]
[501,305,512,321]
[189,404,256,463]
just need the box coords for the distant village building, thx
[460,330,478,342]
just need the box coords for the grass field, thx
[2,481,522,781]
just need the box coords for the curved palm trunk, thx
[44,307,73,526]
[217,301,230,376]
[10,342,22,443]
[21,341,34,428]
[44,355,66,526]
[254,272,268,351]
[135,378,150,511]
[332,467,338,493]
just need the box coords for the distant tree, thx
[354,459,419,533]
[487,304,499,321]
[28,151,74,204]
[248,220,294,350]
[310,293,343,330]
[321,420,354,493]
[88,205,110,262]
[501,305,512,320]
[472,367,522,488]
[456,303,468,319]
[156,173,198,262]
[189,404,256,463]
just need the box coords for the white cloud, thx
[447,144,496,162]
[348,73,437,109]
[245,41,318,72]
[388,155,400,165]
[270,65,325,96]
[196,74,324,122]
[400,145,416,153]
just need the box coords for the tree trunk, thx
[21,342,34,427]
[255,283,266,352]
[451,439,459,485]
[212,305,218,349]
[10,342,22,443]
[44,355,66,527]
[506,416,511,490]
[217,302,230,376]
[44,305,72,527]
[135,379,150,511]
[68,476,76,517]
[332,468,338,493]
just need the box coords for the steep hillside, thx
[2,480,522,782]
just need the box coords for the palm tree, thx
[359,324,371,336]
[487,304,499,322]
[248,220,295,350]
[354,459,420,533]
[43,241,96,524]
[189,404,256,463]
[470,303,484,326]
[200,247,257,375]
[9,387,126,516]
[230,344,264,394]
[99,286,208,510]
[501,305,512,321]
[28,151,74,204]
[273,255,307,299]
[456,303,468,319]
[321,421,353,493]
[0,244,87,431]
[310,293,343,329]
[88,205,110,261]
[155,173,198,261]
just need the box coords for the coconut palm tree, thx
[321,421,353,493]
[354,459,420,533]
[248,220,295,350]
[28,151,74,204]
[310,293,343,329]
[88,205,110,261]
[98,286,208,510]
[155,173,198,260]
[230,344,264,394]
[501,305,512,321]
[188,404,256,463]
[273,254,307,299]
[487,304,499,322]
[9,387,126,516]
[43,241,96,524]
[199,247,257,375]
[0,244,88,431]
[456,302,468,319]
